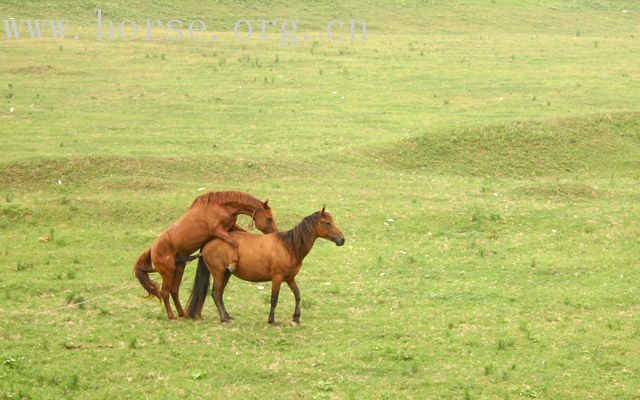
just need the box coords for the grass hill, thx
[374,112,640,177]
[1,1,639,399]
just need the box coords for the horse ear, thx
[321,205,326,215]
[263,199,270,209]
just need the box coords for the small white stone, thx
[379,272,386,277]
[9,107,15,113]
[56,179,63,185]
[256,285,265,290]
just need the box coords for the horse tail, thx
[186,255,210,319]
[133,248,160,300]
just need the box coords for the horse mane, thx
[190,191,261,209]
[276,212,321,264]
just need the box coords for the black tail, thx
[186,256,211,319]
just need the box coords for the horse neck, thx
[223,197,262,216]
[294,232,317,263]
[283,219,320,264]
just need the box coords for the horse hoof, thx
[289,320,299,327]
[221,319,232,324]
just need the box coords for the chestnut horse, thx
[134,191,277,319]
[186,207,345,325]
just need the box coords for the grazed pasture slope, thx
[1,1,639,398]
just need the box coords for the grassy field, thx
[1,1,639,399]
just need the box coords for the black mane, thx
[275,212,321,263]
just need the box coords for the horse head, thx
[253,199,278,233]
[316,206,345,246]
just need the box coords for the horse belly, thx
[234,258,272,282]
[234,243,274,282]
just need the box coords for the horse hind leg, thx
[152,253,177,320]
[211,270,231,323]
[219,269,233,320]
[170,261,187,318]
[160,273,176,319]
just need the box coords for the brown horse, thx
[134,191,278,319]
[186,207,345,325]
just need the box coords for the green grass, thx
[1,1,640,399]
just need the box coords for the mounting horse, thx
[186,207,345,325]
[134,191,277,319]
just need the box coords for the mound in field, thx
[375,112,640,177]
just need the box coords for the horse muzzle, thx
[335,237,346,246]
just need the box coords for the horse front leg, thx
[286,278,302,325]
[268,277,283,325]
[231,223,247,232]
[212,228,240,273]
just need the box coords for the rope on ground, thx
[34,282,143,316]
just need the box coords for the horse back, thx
[202,232,290,282]
[160,204,234,254]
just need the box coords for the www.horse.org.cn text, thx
[1,11,367,48]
